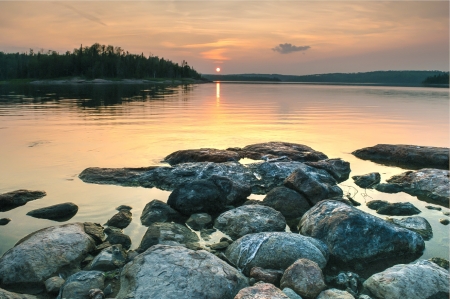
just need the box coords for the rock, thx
[443,211,450,216]
[429,257,449,270]
[425,205,441,211]
[284,167,343,205]
[0,218,11,225]
[26,202,78,221]
[87,244,126,271]
[56,271,105,299]
[225,232,328,276]
[316,289,355,299]
[103,283,113,296]
[140,199,185,226]
[283,288,303,299]
[200,228,217,241]
[214,205,286,240]
[137,222,199,253]
[105,229,131,250]
[89,289,104,299]
[234,283,290,299]
[299,200,424,265]
[363,260,449,299]
[105,210,132,229]
[0,288,38,299]
[326,272,361,295]
[439,218,449,225]
[0,189,46,212]
[366,200,421,216]
[0,223,95,293]
[352,172,380,188]
[44,276,65,294]
[163,148,241,165]
[386,216,433,240]
[117,244,248,299]
[280,259,326,299]
[186,213,212,230]
[375,169,449,204]
[115,205,132,211]
[249,267,284,287]
[210,241,230,250]
[83,222,106,245]
[228,142,328,162]
[352,144,449,170]
[304,158,351,183]
[209,175,252,206]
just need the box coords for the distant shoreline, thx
[211,81,449,88]
[0,77,211,85]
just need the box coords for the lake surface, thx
[0,82,448,263]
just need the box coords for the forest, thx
[0,43,202,80]
[422,73,449,85]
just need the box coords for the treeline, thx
[422,73,449,85]
[0,43,202,80]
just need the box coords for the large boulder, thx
[363,260,449,299]
[225,232,328,276]
[234,283,290,299]
[352,144,449,170]
[26,202,78,221]
[140,199,185,226]
[56,271,104,299]
[299,200,425,265]
[163,148,241,165]
[0,223,95,293]
[117,245,248,299]
[304,158,351,183]
[0,190,46,212]
[0,288,38,299]
[214,205,286,240]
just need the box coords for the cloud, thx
[272,43,310,54]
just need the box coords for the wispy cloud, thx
[272,43,310,54]
[58,3,106,26]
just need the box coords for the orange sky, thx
[0,1,448,75]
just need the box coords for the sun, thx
[216,67,221,72]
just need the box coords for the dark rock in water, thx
[317,289,355,299]
[0,288,38,299]
[137,222,200,253]
[352,144,449,170]
[116,205,132,211]
[234,283,289,299]
[225,232,328,276]
[249,267,284,287]
[163,148,241,165]
[425,205,442,211]
[106,210,132,229]
[386,216,433,240]
[44,276,65,295]
[363,260,449,299]
[439,218,449,225]
[366,200,389,210]
[87,244,126,271]
[83,222,105,245]
[352,172,381,188]
[105,229,131,250]
[26,202,78,221]
[140,199,185,226]
[117,244,248,299]
[305,158,351,183]
[186,213,212,230]
[214,205,286,240]
[284,167,343,205]
[429,257,449,271]
[375,169,449,205]
[0,189,46,212]
[228,141,328,162]
[367,200,421,216]
[209,175,252,206]
[0,218,11,225]
[299,200,424,265]
[56,271,104,299]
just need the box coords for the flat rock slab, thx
[0,190,46,212]
[163,148,241,165]
[116,245,248,299]
[26,202,78,221]
[352,144,449,170]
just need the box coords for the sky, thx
[0,1,448,75]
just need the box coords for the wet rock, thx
[299,200,424,264]
[105,228,131,250]
[214,205,286,240]
[305,158,351,183]
[352,144,449,170]
[83,222,106,245]
[117,244,248,299]
[429,257,449,271]
[249,267,284,287]
[352,172,380,188]
[0,288,38,299]
[186,213,212,230]
[163,148,241,165]
[0,223,95,293]
[0,218,11,225]
[87,244,126,271]
[0,189,46,212]
[375,169,449,204]
[225,232,328,276]
[140,199,185,226]
[439,218,449,225]
[283,288,303,299]
[56,271,105,299]
[366,200,421,216]
[105,210,132,229]
[363,260,449,299]
[280,258,326,299]
[26,202,78,221]
[316,289,355,299]
[45,276,65,294]
[386,216,433,240]
[137,222,199,253]
[234,283,290,299]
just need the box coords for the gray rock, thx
[105,210,132,229]
[352,172,380,188]
[0,189,46,212]
[137,222,199,253]
[186,213,212,230]
[225,232,328,276]
[234,283,290,299]
[283,288,303,299]
[44,276,65,294]
[208,175,252,206]
[366,200,421,216]
[116,245,248,299]
[0,218,11,225]
[163,148,241,165]
[326,271,361,295]
[140,199,185,226]
[105,229,131,250]
[316,288,355,299]
[386,216,433,240]
[0,223,95,293]
[26,202,78,221]
[56,271,105,299]
[214,205,286,240]
[304,158,351,183]
[299,200,424,264]
[83,222,106,245]
[0,288,38,299]
[249,267,284,287]
[352,144,449,170]
[87,244,126,271]
[363,260,449,299]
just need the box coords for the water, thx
[0,82,448,263]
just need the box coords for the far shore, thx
[0,77,212,85]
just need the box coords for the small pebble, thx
[439,218,449,225]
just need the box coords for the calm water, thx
[0,82,448,262]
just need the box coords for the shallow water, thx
[0,82,448,264]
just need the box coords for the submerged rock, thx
[366,200,421,216]
[26,202,78,221]
[105,209,132,229]
[352,172,380,188]
[352,144,449,170]
[386,216,433,240]
[163,148,241,165]
[305,158,351,183]
[56,271,105,299]
[0,189,46,212]
[234,283,290,299]
[140,199,185,226]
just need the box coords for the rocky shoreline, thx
[0,142,448,299]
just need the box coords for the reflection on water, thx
[0,82,448,270]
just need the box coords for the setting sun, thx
[216,67,221,72]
